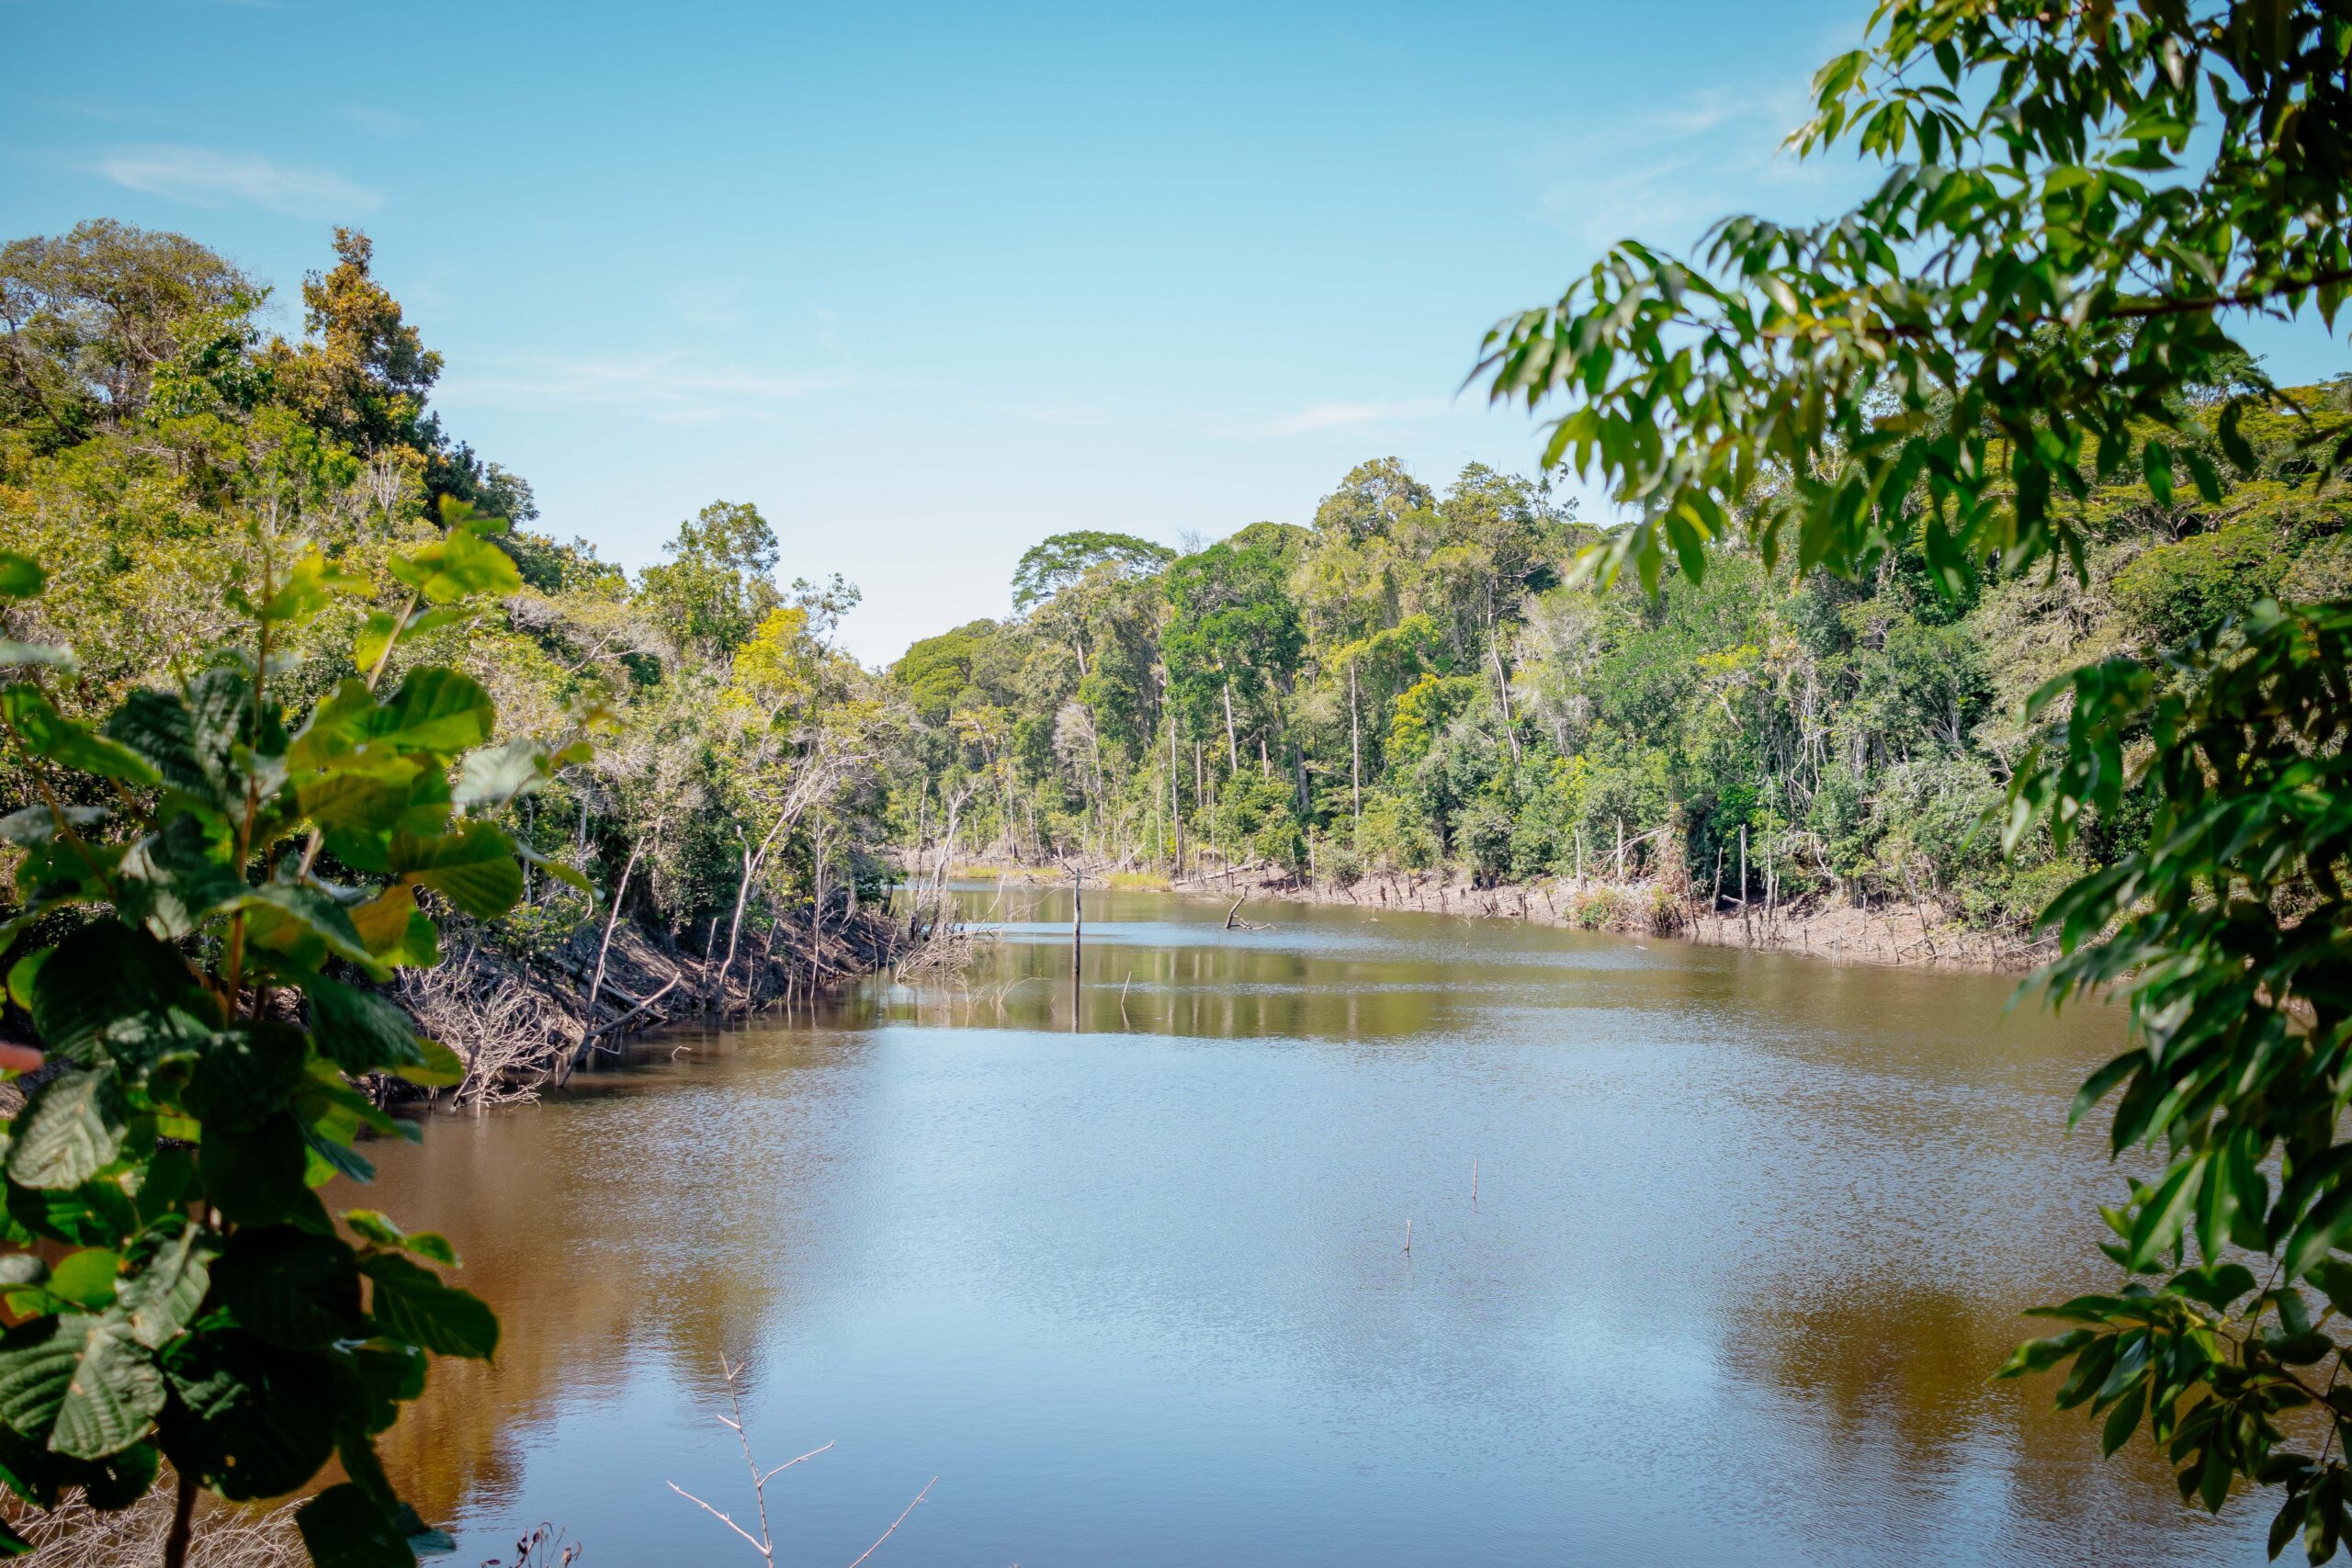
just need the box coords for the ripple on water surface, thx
[356,888,2265,1567]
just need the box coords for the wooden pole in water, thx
[1471,1157,1479,1206]
[1401,1218,1412,1255]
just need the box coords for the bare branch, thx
[842,1477,936,1568]
[763,1439,835,1484]
[665,1482,771,1561]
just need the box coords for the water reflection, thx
[356,888,2269,1565]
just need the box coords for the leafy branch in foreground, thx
[1477,0,2352,1555]
[1477,0,2350,598]
[0,494,585,1566]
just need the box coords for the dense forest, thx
[5,219,2346,1022]
[0,220,909,1087]
[888,379,2348,936]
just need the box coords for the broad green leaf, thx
[361,1254,497,1360]
[232,882,379,970]
[198,1115,329,1232]
[289,669,493,770]
[0,685,157,787]
[390,822,524,919]
[353,604,475,673]
[2100,1383,2145,1457]
[99,670,250,810]
[47,1311,163,1460]
[180,1022,308,1134]
[0,642,74,674]
[2125,1156,2204,1272]
[115,815,244,942]
[452,737,553,811]
[212,1227,364,1349]
[386,526,522,606]
[0,803,105,848]
[306,976,425,1077]
[2285,1179,2352,1281]
[6,1069,127,1190]
[157,1331,337,1499]
[0,554,44,600]
[258,548,365,629]
[392,1038,464,1089]
[345,1211,458,1267]
[0,1311,163,1460]
[298,1481,415,1568]
[44,1247,121,1310]
[24,923,208,1068]
[118,1220,217,1349]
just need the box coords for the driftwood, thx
[1222,897,1272,932]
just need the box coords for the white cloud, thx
[996,395,1452,441]
[1519,81,1840,254]
[340,105,420,139]
[97,144,379,217]
[435,354,854,421]
[1254,398,1449,437]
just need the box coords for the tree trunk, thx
[561,839,644,1089]
[1486,588,1521,765]
[1349,659,1362,823]
[1223,679,1239,771]
[1168,713,1183,872]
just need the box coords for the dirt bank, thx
[959,859,2052,975]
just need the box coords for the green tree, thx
[1311,457,1433,546]
[1010,530,1175,613]
[636,501,782,660]
[266,230,442,465]
[0,220,261,450]
[1476,0,2352,1551]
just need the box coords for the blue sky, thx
[6,1,2343,661]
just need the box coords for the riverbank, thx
[955,859,2052,975]
[393,903,907,1105]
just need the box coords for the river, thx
[359,886,2269,1565]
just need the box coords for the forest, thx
[6,219,2347,1033]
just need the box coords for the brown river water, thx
[356,886,2271,1565]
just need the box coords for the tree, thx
[1161,529,1306,771]
[637,501,782,659]
[1010,531,1175,613]
[266,230,443,463]
[0,220,261,448]
[1476,0,2352,1551]
[1311,457,1432,546]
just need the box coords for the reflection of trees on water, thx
[1726,1278,2245,1559]
[359,1040,857,1526]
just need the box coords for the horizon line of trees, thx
[884,378,2348,931]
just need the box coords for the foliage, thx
[0,496,561,1564]
[1009,531,1174,613]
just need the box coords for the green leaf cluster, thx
[0,510,560,1563]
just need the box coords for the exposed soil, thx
[962,858,2052,975]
